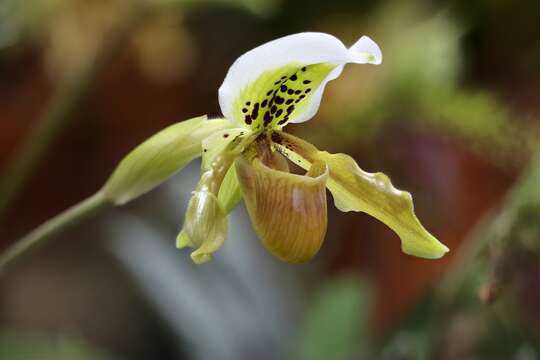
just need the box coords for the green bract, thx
[103,32,449,264]
[103,116,231,205]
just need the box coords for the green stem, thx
[0,191,109,273]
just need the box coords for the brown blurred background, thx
[1,0,540,359]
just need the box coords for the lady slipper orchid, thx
[104,32,449,264]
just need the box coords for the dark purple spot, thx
[266,90,273,96]
[223,133,229,138]
[246,101,251,105]
[287,89,294,95]
[263,111,273,126]
[270,105,277,114]
[303,80,311,84]
[301,66,307,72]
[287,105,295,114]
[290,74,297,81]
[299,94,306,100]
[280,85,288,92]
[275,109,283,118]
[251,103,259,120]
[285,99,294,105]
[261,99,268,107]
[245,115,252,124]
[275,96,284,105]
[305,88,311,93]
[242,108,247,113]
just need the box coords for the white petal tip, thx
[349,36,382,65]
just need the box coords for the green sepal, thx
[273,131,449,259]
[103,116,232,205]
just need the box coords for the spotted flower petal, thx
[236,141,329,263]
[218,32,381,130]
[272,131,449,259]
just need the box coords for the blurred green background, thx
[1,0,540,359]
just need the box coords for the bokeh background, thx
[1,0,540,359]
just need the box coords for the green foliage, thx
[293,276,372,360]
[0,330,116,360]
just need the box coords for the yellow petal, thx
[236,151,329,264]
[272,131,449,259]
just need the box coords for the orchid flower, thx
[102,32,449,264]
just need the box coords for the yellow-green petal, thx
[229,62,337,130]
[201,128,248,171]
[236,151,329,264]
[184,190,228,264]
[103,116,232,205]
[176,229,192,249]
[179,152,236,264]
[272,131,449,259]
[177,164,243,254]
[217,165,243,214]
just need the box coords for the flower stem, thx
[0,191,109,273]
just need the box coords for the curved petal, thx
[217,165,243,214]
[175,165,242,253]
[236,154,329,264]
[179,152,235,264]
[183,190,228,264]
[103,116,232,205]
[218,33,381,129]
[271,131,449,259]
